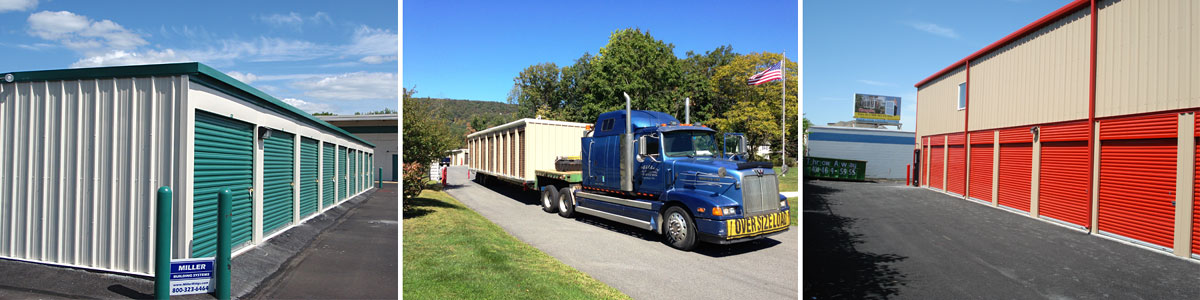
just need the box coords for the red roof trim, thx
[914,0,1090,88]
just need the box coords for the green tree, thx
[681,45,738,122]
[558,53,595,122]
[312,112,335,116]
[707,52,797,162]
[508,62,561,119]
[402,88,457,165]
[580,28,684,119]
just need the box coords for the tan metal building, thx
[914,0,1198,260]
[465,119,588,187]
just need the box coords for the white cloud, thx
[227,71,258,84]
[909,22,958,39]
[281,97,335,113]
[359,55,396,64]
[346,25,397,57]
[292,72,397,100]
[70,49,190,68]
[182,37,332,63]
[857,79,894,87]
[256,11,333,29]
[0,0,36,13]
[28,10,147,55]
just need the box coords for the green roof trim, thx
[2,62,375,148]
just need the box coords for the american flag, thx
[746,62,783,85]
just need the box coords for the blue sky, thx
[804,0,1074,131]
[402,0,798,102]
[0,0,397,115]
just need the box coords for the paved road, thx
[804,180,1200,299]
[443,166,798,300]
[249,183,398,299]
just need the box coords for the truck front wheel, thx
[557,187,575,218]
[663,206,697,251]
[540,186,560,213]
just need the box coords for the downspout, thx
[1087,0,1098,232]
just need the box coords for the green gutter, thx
[1,62,376,148]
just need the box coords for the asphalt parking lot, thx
[803,179,1200,299]
[443,166,798,299]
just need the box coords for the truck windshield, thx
[663,131,717,158]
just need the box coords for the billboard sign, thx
[853,93,901,125]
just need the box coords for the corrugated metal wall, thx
[1097,0,1200,118]
[0,77,184,274]
[915,68,966,139]
[968,9,1090,131]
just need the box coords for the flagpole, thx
[780,52,787,176]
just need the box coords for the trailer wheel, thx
[540,186,559,213]
[663,206,697,251]
[557,187,575,218]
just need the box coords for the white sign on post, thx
[169,258,214,295]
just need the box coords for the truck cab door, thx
[723,133,748,161]
[636,134,667,197]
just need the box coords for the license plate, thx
[726,211,790,239]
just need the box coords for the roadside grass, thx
[788,197,797,226]
[403,189,629,300]
[775,166,798,192]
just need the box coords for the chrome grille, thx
[741,173,781,216]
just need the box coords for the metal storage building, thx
[466,118,589,187]
[0,62,376,275]
[914,0,1198,259]
[807,126,915,179]
[318,114,396,181]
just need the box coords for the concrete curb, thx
[230,188,380,299]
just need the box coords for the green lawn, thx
[403,189,629,300]
[775,166,798,192]
[788,197,797,226]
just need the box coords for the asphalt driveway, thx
[803,179,1200,299]
[442,166,798,299]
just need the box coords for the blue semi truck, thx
[476,93,789,250]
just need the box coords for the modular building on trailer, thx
[466,118,590,187]
[0,62,376,275]
[914,0,1199,259]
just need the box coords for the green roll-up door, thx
[322,142,335,207]
[340,146,347,200]
[262,130,295,235]
[300,137,319,217]
[193,111,254,258]
[352,150,358,192]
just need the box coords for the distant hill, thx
[419,97,519,147]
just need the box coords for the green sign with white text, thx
[803,156,866,181]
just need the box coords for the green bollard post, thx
[215,189,232,300]
[378,167,382,188]
[155,186,171,300]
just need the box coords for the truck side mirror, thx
[638,135,648,155]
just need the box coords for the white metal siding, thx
[0,77,184,275]
[808,127,915,179]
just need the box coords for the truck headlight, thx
[711,206,737,216]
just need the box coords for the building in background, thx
[807,126,914,179]
[0,62,376,275]
[914,0,1199,260]
[320,114,398,181]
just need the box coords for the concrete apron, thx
[0,187,380,300]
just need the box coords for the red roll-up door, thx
[947,144,966,196]
[1193,138,1200,256]
[998,143,1033,212]
[930,145,944,190]
[1038,140,1089,227]
[969,144,993,202]
[1097,113,1178,250]
[1099,138,1176,249]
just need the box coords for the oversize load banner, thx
[853,93,901,124]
